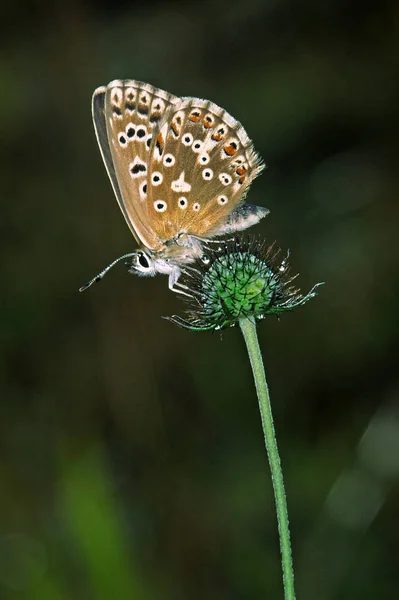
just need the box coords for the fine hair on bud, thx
[167,236,323,332]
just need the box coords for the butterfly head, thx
[127,248,180,279]
[127,249,158,277]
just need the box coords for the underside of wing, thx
[92,79,180,250]
[144,97,266,243]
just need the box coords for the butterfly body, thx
[128,233,204,289]
[81,79,268,293]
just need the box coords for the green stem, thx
[239,316,296,600]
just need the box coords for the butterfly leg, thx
[170,284,194,297]
[188,235,237,251]
[168,268,193,297]
[190,235,231,244]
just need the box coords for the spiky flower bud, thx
[167,237,323,331]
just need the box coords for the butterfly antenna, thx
[79,253,137,292]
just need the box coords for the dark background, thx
[1,1,399,598]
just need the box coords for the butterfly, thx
[80,79,268,294]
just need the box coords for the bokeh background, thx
[2,0,399,598]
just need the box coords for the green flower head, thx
[167,237,323,332]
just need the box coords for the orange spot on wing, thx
[224,144,237,156]
[171,122,179,136]
[238,175,246,185]
[156,132,165,153]
[189,112,201,123]
[212,132,222,141]
[236,166,248,175]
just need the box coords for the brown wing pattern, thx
[145,97,265,243]
[92,79,180,250]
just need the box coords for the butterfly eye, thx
[138,252,150,269]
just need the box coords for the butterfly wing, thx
[92,79,180,250]
[144,97,266,244]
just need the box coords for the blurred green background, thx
[1,0,399,598]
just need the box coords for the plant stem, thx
[239,316,296,600]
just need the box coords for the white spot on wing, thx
[139,180,148,199]
[182,133,193,146]
[129,157,147,178]
[171,171,191,193]
[125,123,136,140]
[192,140,204,153]
[151,172,163,186]
[163,153,176,167]
[232,156,245,167]
[203,113,215,127]
[199,152,210,165]
[151,98,165,112]
[125,87,136,101]
[118,132,127,147]
[136,125,147,141]
[154,200,167,212]
[110,87,122,106]
[202,168,213,180]
[219,173,232,186]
